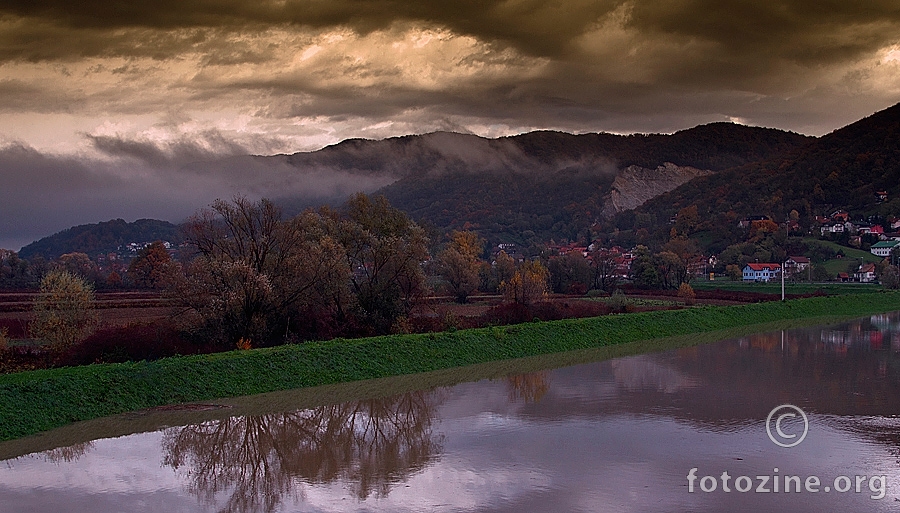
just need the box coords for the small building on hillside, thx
[784,220,802,234]
[855,263,877,283]
[784,256,810,278]
[820,223,845,236]
[784,256,810,271]
[738,215,771,229]
[742,263,781,282]
[831,210,850,222]
[859,224,884,236]
[686,255,709,277]
[870,240,900,257]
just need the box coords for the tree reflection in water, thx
[42,442,95,463]
[507,371,551,404]
[162,389,443,513]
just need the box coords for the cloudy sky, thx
[2,1,900,250]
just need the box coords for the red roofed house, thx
[742,263,782,282]
[831,210,850,222]
[855,263,877,283]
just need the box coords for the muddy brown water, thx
[2,314,900,512]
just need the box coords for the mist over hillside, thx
[369,124,810,244]
[14,121,812,256]
[248,122,808,245]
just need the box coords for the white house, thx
[820,223,845,235]
[870,240,900,257]
[742,263,781,282]
[856,263,877,283]
[784,256,810,277]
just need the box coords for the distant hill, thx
[615,102,900,252]
[19,219,183,260]
[371,125,811,244]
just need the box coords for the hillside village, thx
[545,203,900,288]
[9,191,898,382]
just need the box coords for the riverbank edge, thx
[0,313,884,459]
[1,293,898,442]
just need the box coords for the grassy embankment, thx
[1,292,899,442]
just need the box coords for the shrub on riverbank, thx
[1,292,898,442]
[60,322,199,366]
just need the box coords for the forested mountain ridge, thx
[613,102,900,252]
[273,123,809,183]
[504,122,812,171]
[370,124,811,244]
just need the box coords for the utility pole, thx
[782,216,788,301]
[781,260,785,301]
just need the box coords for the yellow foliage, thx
[677,282,696,305]
[31,270,97,353]
[449,230,484,259]
[501,260,549,305]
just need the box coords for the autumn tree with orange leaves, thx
[128,241,176,289]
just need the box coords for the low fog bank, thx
[2,129,628,250]
[0,140,397,251]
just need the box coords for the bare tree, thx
[178,197,350,347]
[590,248,620,293]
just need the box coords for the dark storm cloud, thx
[3,1,900,64]
[619,1,900,89]
[628,1,900,60]
[0,20,241,62]
[2,0,900,251]
[0,0,620,57]
[2,0,898,134]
